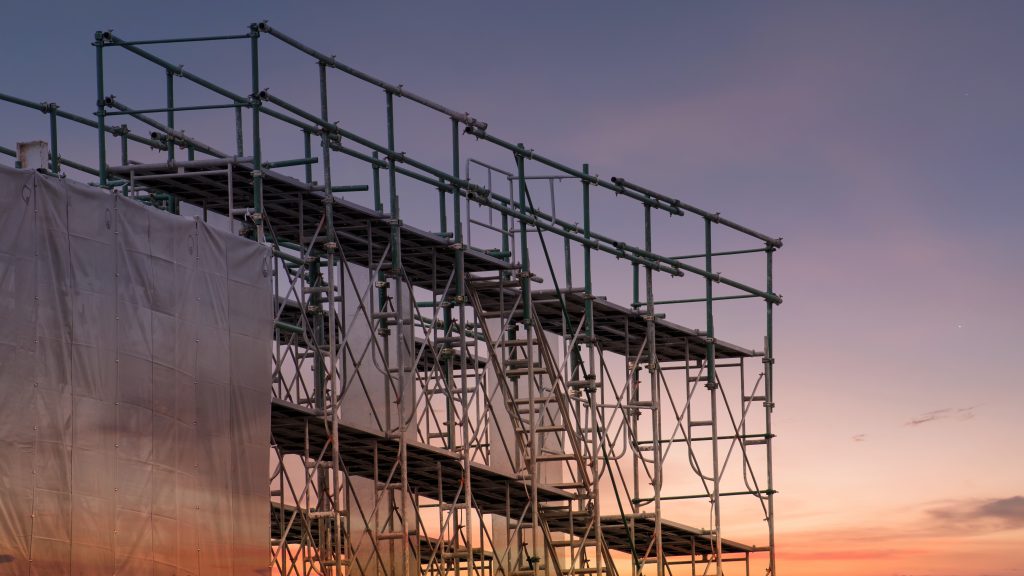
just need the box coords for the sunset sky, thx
[3,2,1023,574]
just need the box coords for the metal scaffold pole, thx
[705,217,723,576]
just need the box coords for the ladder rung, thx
[469,279,519,288]
[510,396,558,404]
[568,380,599,391]
[542,510,594,519]
[306,510,339,519]
[507,367,546,377]
[441,550,481,559]
[690,420,713,427]
[529,453,576,462]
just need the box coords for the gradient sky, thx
[3,2,1023,575]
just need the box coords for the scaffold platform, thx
[110,159,514,288]
[271,399,571,519]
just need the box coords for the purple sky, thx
[3,2,1023,573]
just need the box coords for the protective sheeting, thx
[0,164,272,575]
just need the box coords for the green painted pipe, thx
[263,156,318,170]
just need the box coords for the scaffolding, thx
[0,22,782,576]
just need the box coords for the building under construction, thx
[0,23,782,576]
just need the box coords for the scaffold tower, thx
[0,22,783,576]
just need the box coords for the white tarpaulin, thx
[0,164,271,575]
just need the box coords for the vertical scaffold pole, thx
[94,32,107,186]
[386,92,400,271]
[645,204,664,576]
[235,106,244,157]
[383,88,412,576]
[372,151,383,213]
[514,146,539,573]
[47,105,59,173]
[318,59,344,576]
[249,24,265,242]
[119,125,128,167]
[443,126,455,453]
[452,117,474,575]
[632,263,640,309]
[583,163,602,576]
[765,245,777,576]
[704,217,722,576]
[166,71,175,162]
[303,130,313,184]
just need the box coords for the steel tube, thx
[104,102,244,116]
[257,22,487,129]
[616,177,783,247]
[765,245,777,576]
[250,25,264,242]
[48,107,59,173]
[633,489,775,504]
[264,156,319,169]
[166,71,175,162]
[673,247,768,260]
[110,33,251,46]
[465,126,687,216]
[0,93,167,150]
[705,217,723,576]
[653,294,760,305]
[106,31,249,105]
[104,98,228,158]
[95,33,107,185]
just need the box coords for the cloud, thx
[852,434,866,442]
[905,406,975,427]
[927,496,1024,531]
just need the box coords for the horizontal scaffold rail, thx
[93,26,783,304]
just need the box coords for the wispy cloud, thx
[852,433,867,442]
[927,496,1024,531]
[905,406,975,427]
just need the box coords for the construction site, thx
[0,23,782,576]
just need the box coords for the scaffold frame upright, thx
[0,21,783,576]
